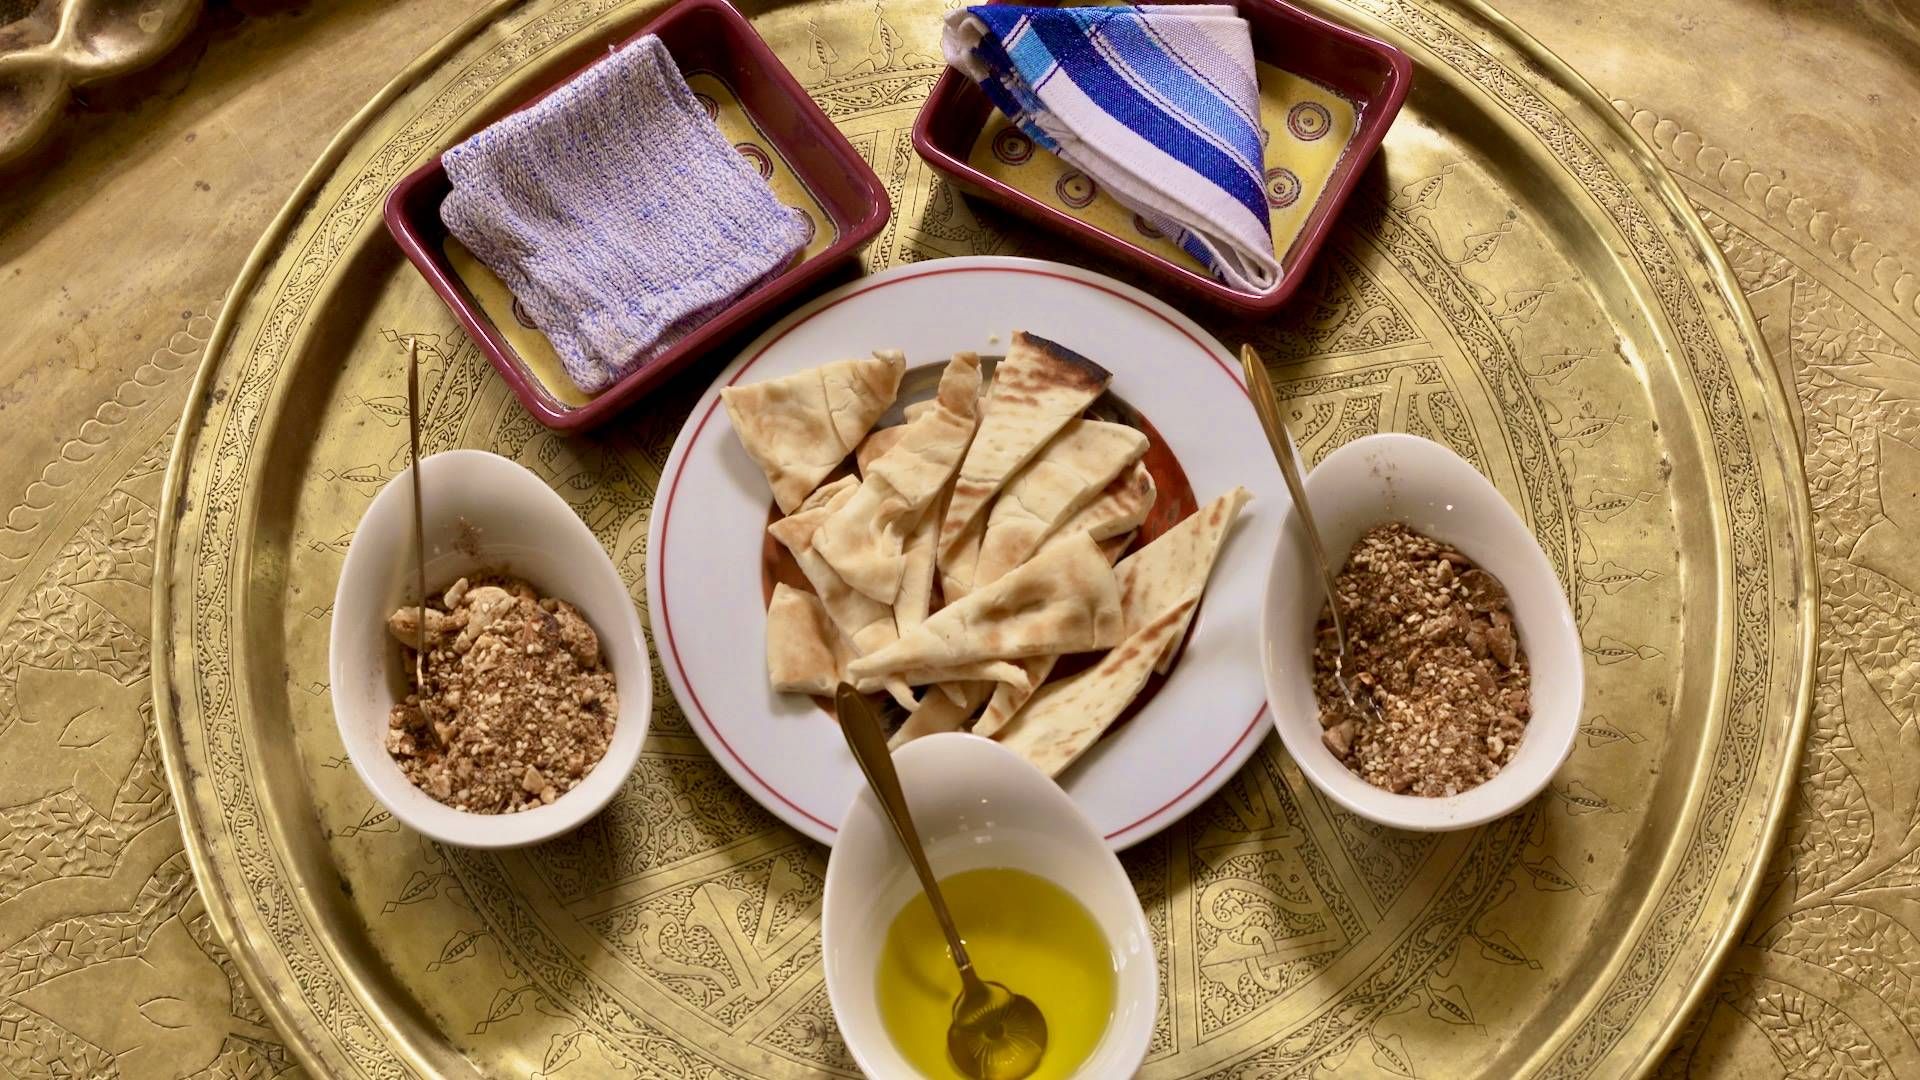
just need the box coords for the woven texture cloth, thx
[943,5,1277,291]
[441,35,808,394]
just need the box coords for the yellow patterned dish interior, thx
[967,61,1357,280]
[442,70,838,408]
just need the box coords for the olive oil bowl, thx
[821,733,1155,1079]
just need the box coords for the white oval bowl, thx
[821,733,1155,1079]
[329,448,652,848]
[1261,433,1582,831]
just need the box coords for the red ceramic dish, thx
[912,0,1411,316]
[383,0,889,432]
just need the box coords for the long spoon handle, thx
[834,685,981,986]
[406,338,428,686]
[1239,344,1349,651]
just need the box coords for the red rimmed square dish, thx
[911,0,1410,316]
[383,0,889,431]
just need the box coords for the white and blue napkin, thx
[441,36,810,395]
[942,5,1278,291]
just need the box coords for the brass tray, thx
[152,0,1815,1076]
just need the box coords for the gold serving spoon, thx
[834,685,1048,1080]
[406,337,428,691]
[1238,344,1377,724]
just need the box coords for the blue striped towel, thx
[942,5,1278,291]
[441,36,809,395]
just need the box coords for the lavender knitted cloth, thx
[441,36,809,394]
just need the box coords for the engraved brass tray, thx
[152,0,1815,1076]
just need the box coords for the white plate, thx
[646,257,1286,849]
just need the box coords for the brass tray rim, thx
[148,0,530,1070]
[144,0,1819,1075]
[1455,0,1817,1068]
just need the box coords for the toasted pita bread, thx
[974,420,1147,586]
[848,532,1122,680]
[951,454,1139,604]
[895,487,944,631]
[854,426,907,476]
[937,332,1109,570]
[855,426,929,635]
[887,683,990,750]
[765,476,855,548]
[766,584,853,696]
[1115,486,1251,673]
[723,351,905,512]
[1098,531,1138,563]
[995,592,1199,776]
[1061,461,1158,542]
[852,660,1030,697]
[973,657,1052,739]
[766,478,915,709]
[974,521,1133,738]
[939,516,986,603]
[814,355,983,602]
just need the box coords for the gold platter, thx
[150,0,1814,1077]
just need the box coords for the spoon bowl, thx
[950,979,1048,1079]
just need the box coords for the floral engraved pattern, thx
[585,847,823,1029]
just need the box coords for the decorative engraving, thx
[586,846,823,1029]
[1616,102,1920,1073]
[757,984,858,1075]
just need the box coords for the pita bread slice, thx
[1061,461,1158,543]
[972,523,1133,738]
[766,475,856,544]
[766,584,854,696]
[723,350,906,512]
[766,478,915,709]
[937,332,1110,569]
[975,420,1148,586]
[814,355,983,602]
[847,532,1122,681]
[888,683,990,750]
[973,657,1053,740]
[1098,531,1138,563]
[1115,486,1251,674]
[855,426,907,476]
[996,592,1200,776]
[894,487,944,631]
[939,515,986,603]
[852,660,1030,697]
[891,357,986,626]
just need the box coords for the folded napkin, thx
[441,36,809,395]
[943,5,1277,291]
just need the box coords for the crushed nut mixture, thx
[386,575,616,813]
[1314,523,1531,797]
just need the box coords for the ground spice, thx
[1314,523,1531,797]
[385,574,617,813]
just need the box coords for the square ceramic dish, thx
[383,0,889,431]
[911,0,1411,316]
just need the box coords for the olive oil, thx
[875,867,1116,1079]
